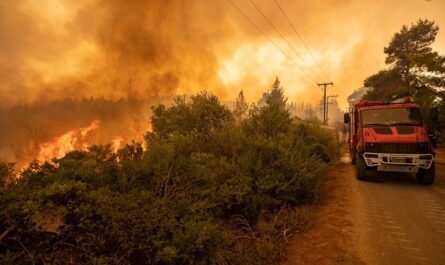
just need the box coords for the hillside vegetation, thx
[0,89,338,265]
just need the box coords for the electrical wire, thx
[247,0,321,81]
[273,0,331,81]
[226,0,317,83]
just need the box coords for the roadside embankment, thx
[435,149,445,165]
[285,160,365,265]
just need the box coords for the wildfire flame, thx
[36,120,126,162]
[38,120,101,161]
[111,136,124,153]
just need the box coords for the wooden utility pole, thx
[326,94,338,124]
[317,82,334,125]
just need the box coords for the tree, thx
[257,77,288,108]
[148,91,233,141]
[363,69,405,100]
[266,77,287,107]
[233,90,249,122]
[246,78,292,137]
[363,19,445,109]
[384,19,442,76]
[0,161,14,188]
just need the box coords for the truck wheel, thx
[355,156,367,180]
[416,162,435,185]
[350,148,356,165]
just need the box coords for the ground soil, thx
[284,160,365,265]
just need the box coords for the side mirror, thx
[344,113,350,124]
[430,108,438,122]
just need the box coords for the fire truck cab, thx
[344,97,437,185]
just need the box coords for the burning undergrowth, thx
[37,119,100,161]
[37,119,109,161]
[0,97,160,169]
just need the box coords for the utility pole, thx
[317,82,334,125]
[326,94,338,125]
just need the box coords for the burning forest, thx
[0,97,155,169]
[2,0,445,168]
[1,1,445,264]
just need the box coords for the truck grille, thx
[365,143,430,154]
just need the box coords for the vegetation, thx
[0,88,338,264]
[362,19,445,121]
[0,162,14,189]
[358,19,445,143]
[233,90,249,123]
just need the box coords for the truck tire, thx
[416,162,435,185]
[355,155,367,180]
[350,148,356,165]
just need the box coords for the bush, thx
[0,92,338,264]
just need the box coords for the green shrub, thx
[0,91,338,264]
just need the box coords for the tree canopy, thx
[233,90,249,123]
[257,77,288,108]
[363,19,445,109]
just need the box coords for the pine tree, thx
[266,77,288,107]
[233,90,248,122]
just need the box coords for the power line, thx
[247,0,321,81]
[226,0,316,83]
[273,0,331,81]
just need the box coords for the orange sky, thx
[1,0,445,109]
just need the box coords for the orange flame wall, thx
[38,120,101,161]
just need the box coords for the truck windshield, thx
[362,107,422,126]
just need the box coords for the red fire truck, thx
[344,97,438,185]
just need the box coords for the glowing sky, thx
[1,0,445,109]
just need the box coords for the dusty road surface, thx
[353,151,445,265]
[286,150,445,265]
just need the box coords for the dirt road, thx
[353,153,445,265]
[286,151,445,265]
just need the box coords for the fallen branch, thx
[0,225,14,243]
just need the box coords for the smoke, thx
[1,0,445,107]
[0,0,229,106]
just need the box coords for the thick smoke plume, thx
[0,0,228,106]
[1,0,445,106]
